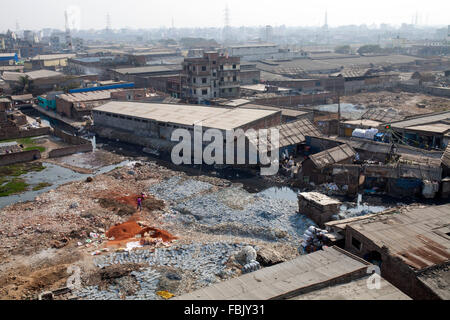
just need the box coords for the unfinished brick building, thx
[182,52,240,103]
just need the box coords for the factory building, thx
[92,101,281,160]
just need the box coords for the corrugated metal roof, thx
[30,54,76,61]
[309,144,356,169]
[94,101,278,130]
[390,111,450,129]
[245,118,321,152]
[57,89,121,103]
[112,65,181,75]
[442,144,450,168]
[362,108,405,123]
[11,94,33,101]
[406,124,450,134]
[348,203,450,270]
[26,70,64,80]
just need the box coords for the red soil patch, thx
[115,194,141,207]
[106,220,177,247]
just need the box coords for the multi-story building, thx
[182,51,240,104]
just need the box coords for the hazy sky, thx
[0,0,449,31]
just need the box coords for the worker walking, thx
[137,196,143,212]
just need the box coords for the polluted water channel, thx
[0,160,131,209]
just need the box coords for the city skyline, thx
[1,0,449,32]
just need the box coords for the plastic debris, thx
[242,260,261,274]
[156,290,175,299]
[125,241,143,252]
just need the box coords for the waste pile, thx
[235,245,261,274]
[300,226,331,254]
[73,242,249,300]
[150,177,315,241]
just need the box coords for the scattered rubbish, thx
[69,202,79,209]
[90,232,99,239]
[235,246,257,266]
[242,260,261,274]
[156,290,175,299]
[125,241,143,252]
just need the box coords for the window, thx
[193,66,196,71]
[351,237,362,251]
[212,72,216,77]
[202,89,208,95]
[220,77,224,82]
[315,81,321,86]
[228,88,233,93]
[202,78,207,84]
[233,64,236,69]
[201,66,206,71]
[193,78,196,83]
[233,76,237,82]
[193,89,197,95]
[212,61,216,65]
[220,65,223,70]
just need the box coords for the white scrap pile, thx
[300,226,330,254]
[352,128,378,140]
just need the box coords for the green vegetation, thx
[23,146,46,152]
[0,137,46,153]
[32,182,52,191]
[0,162,45,177]
[0,178,28,197]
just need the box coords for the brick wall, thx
[52,128,91,145]
[345,227,441,300]
[253,92,337,107]
[48,143,93,158]
[0,127,51,141]
[0,149,41,166]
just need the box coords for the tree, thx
[357,44,382,55]
[335,45,351,54]
[13,75,34,94]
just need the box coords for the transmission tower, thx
[106,13,111,32]
[65,10,73,51]
[223,4,231,43]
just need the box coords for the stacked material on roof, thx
[309,144,356,169]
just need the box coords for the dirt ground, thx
[342,91,450,115]
[0,160,298,300]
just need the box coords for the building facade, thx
[182,52,240,104]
